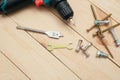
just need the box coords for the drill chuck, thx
[51,0,74,20]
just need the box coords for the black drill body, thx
[0,0,74,20]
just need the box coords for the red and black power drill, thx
[0,0,74,21]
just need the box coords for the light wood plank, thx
[89,0,120,22]
[0,51,29,80]
[0,15,80,80]
[9,2,120,80]
[45,0,120,63]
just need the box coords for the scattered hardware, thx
[48,43,73,51]
[16,26,63,39]
[97,31,114,58]
[93,23,120,37]
[90,5,105,38]
[90,5,97,20]
[81,42,92,57]
[86,5,112,32]
[75,40,83,52]
[94,20,110,26]
[93,23,120,47]
[87,14,111,32]
[96,51,108,58]
[109,28,120,47]
[75,39,92,57]
[87,5,114,58]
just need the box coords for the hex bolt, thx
[75,40,83,52]
[109,28,120,47]
[94,20,110,26]
[87,14,112,32]
[81,43,92,57]
[82,43,92,51]
[96,51,108,58]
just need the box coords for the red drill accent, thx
[35,0,44,7]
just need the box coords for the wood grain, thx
[0,51,29,80]
[89,0,120,22]
[8,2,120,80]
[65,0,120,64]
[0,15,80,80]
[0,0,120,80]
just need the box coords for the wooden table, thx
[0,0,120,80]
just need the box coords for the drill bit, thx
[69,18,77,27]
[16,26,63,39]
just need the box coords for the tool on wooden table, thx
[93,23,120,47]
[109,28,120,47]
[90,5,97,20]
[86,5,113,58]
[94,20,110,26]
[75,40,83,52]
[89,5,105,38]
[96,50,108,58]
[75,39,92,57]
[81,42,92,57]
[93,23,120,37]
[16,26,63,39]
[0,0,75,25]
[97,31,114,58]
[86,5,112,32]
[48,43,73,51]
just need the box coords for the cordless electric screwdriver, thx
[0,0,74,21]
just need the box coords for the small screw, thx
[109,28,120,47]
[75,40,83,52]
[94,20,110,26]
[87,13,112,32]
[96,51,108,58]
[81,42,92,57]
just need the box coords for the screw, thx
[97,32,114,58]
[75,40,83,52]
[96,51,108,58]
[91,5,97,20]
[81,42,92,57]
[109,28,120,47]
[93,23,120,37]
[101,14,112,21]
[94,20,110,26]
[87,14,112,32]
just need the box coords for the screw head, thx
[96,51,108,58]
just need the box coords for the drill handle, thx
[0,0,33,13]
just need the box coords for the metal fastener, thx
[75,40,83,52]
[87,14,112,32]
[81,42,92,57]
[94,20,110,26]
[93,23,120,37]
[96,51,108,58]
[109,28,120,47]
